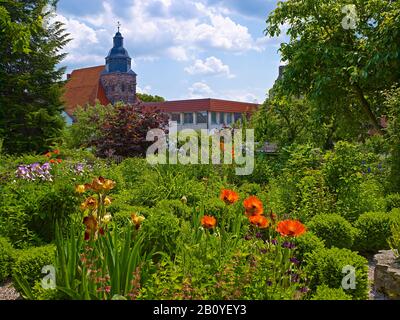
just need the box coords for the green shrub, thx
[389,213,400,259]
[353,211,395,253]
[140,209,181,258]
[0,237,14,283]
[294,232,325,262]
[307,214,358,249]
[12,245,55,292]
[311,285,352,300]
[386,193,400,211]
[305,247,368,300]
[155,199,192,221]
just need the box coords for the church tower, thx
[100,25,137,105]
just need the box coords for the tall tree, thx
[265,0,400,135]
[0,0,69,154]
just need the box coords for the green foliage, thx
[307,214,358,249]
[12,245,55,294]
[386,193,400,212]
[311,285,352,300]
[140,209,181,258]
[0,237,14,283]
[65,103,116,149]
[0,1,69,154]
[294,232,325,262]
[384,86,400,193]
[54,223,152,300]
[305,247,368,300]
[265,0,400,135]
[389,214,400,259]
[353,211,397,253]
[136,93,165,102]
[155,200,192,221]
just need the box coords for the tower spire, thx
[117,21,121,32]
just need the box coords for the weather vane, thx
[117,21,121,32]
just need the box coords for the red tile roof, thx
[63,65,109,117]
[142,98,259,113]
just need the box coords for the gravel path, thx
[0,280,21,301]
[368,257,388,300]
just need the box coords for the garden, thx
[1,0,400,301]
[0,138,400,300]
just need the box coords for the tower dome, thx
[104,30,136,74]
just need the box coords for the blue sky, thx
[56,0,286,103]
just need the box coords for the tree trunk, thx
[353,84,384,134]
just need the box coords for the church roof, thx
[63,65,110,117]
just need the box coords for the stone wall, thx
[100,72,137,105]
[374,250,400,300]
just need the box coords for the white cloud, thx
[137,85,152,94]
[56,0,266,69]
[188,81,214,98]
[185,56,234,78]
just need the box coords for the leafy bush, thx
[305,247,368,300]
[155,200,192,221]
[294,232,325,262]
[0,237,14,283]
[12,245,55,293]
[389,214,400,259]
[93,104,169,158]
[140,209,181,258]
[307,214,358,249]
[353,211,396,253]
[311,285,352,300]
[386,193,400,211]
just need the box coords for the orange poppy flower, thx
[201,215,217,229]
[249,215,270,229]
[57,159,62,164]
[50,159,56,164]
[220,189,239,205]
[243,196,263,216]
[45,152,52,158]
[276,220,306,237]
[53,150,60,155]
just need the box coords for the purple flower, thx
[266,280,273,287]
[290,257,300,265]
[260,249,268,254]
[290,273,300,283]
[299,287,309,293]
[245,235,252,241]
[282,242,296,250]
[256,232,263,239]
[271,239,278,245]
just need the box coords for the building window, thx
[184,113,194,124]
[219,112,226,124]
[234,113,243,122]
[196,112,207,124]
[226,113,233,124]
[211,112,217,125]
[171,113,181,124]
[121,84,125,92]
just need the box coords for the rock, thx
[374,250,400,300]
